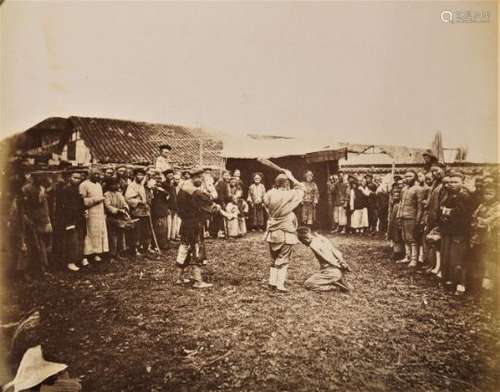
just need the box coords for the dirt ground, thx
[2,233,499,392]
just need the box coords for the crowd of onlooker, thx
[326,163,499,299]
[1,163,262,275]
[1,149,498,301]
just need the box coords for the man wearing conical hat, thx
[3,345,81,392]
[263,169,304,292]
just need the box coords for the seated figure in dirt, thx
[175,166,231,288]
[297,226,352,292]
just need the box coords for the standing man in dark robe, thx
[438,171,472,296]
[59,172,87,271]
[175,167,231,288]
[425,162,447,275]
[365,174,379,234]
[210,170,231,238]
[151,172,170,250]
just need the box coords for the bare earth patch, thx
[3,233,499,391]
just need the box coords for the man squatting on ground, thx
[175,166,232,288]
[297,226,352,292]
[264,169,305,292]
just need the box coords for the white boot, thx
[81,258,90,267]
[408,244,418,268]
[431,251,441,275]
[418,245,424,263]
[482,278,493,290]
[275,266,289,292]
[455,284,466,296]
[67,263,80,272]
[268,267,278,288]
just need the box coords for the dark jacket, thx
[59,184,86,230]
[397,184,423,221]
[438,189,472,236]
[215,180,231,205]
[151,182,170,218]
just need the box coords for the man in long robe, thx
[79,168,108,263]
[264,170,304,292]
[59,172,86,271]
[297,226,351,292]
[175,167,230,288]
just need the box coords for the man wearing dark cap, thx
[155,144,172,174]
[263,169,305,292]
[175,166,231,288]
[423,149,438,172]
[116,165,130,194]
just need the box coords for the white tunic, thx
[79,180,109,255]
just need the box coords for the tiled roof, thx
[68,116,223,167]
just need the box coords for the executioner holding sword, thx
[259,159,305,292]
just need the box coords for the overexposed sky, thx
[0,1,497,161]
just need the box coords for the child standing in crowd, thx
[237,197,249,237]
[247,173,266,231]
[225,195,240,238]
[229,176,243,199]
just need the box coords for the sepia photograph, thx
[0,1,498,391]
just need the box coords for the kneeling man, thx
[297,226,352,292]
